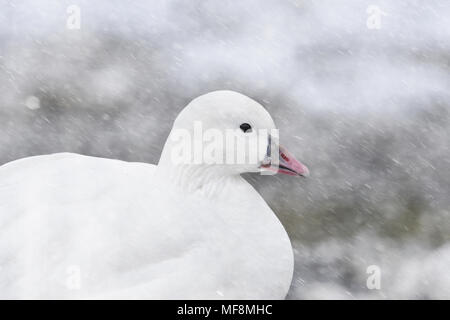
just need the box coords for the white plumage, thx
[0,91,308,299]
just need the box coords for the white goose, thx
[0,90,308,299]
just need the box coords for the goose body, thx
[0,91,308,299]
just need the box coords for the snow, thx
[0,0,449,299]
[25,96,40,110]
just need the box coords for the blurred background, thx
[1,0,449,299]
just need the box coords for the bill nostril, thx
[280,153,289,162]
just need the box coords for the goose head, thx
[159,90,309,180]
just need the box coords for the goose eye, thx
[240,123,252,133]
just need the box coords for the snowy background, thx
[1,0,449,299]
